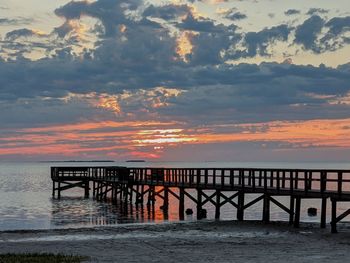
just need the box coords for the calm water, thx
[1,161,350,231]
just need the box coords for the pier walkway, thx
[51,166,350,233]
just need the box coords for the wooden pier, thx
[51,166,350,233]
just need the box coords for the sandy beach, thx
[1,221,350,262]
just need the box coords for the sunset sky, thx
[1,0,350,162]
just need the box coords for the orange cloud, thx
[176,31,198,62]
[1,118,350,159]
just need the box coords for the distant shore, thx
[39,160,115,163]
[1,220,350,262]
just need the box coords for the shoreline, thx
[1,220,350,262]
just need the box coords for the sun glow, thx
[2,118,350,160]
[176,31,197,62]
[96,95,121,114]
[134,128,197,146]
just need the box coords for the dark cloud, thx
[284,9,300,16]
[325,16,350,36]
[307,8,329,16]
[54,0,142,37]
[154,62,350,124]
[5,28,46,40]
[1,0,350,130]
[294,15,325,52]
[0,17,33,26]
[221,9,247,21]
[228,24,291,59]
[176,13,223,33]
[142,4,191,20]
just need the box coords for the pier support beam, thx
[179,188,185,220]
[215,190,220,219]
[294,197,301,228]
[197,189,203,220]
[289,196,295,225]
[237,191,245,221]
[52,181,56,198]
[163,186,169,211]
[262,194,270,223]
[84,181,89,198]
[57,182,61,199]
[331,199,337,233]
[321,197,327,228]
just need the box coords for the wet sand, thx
[1,221,350,262]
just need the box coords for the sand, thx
[0,221,350,262]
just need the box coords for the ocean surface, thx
[1,161,350,231]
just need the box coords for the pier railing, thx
[51,166,350,233]
[51,167,350,199]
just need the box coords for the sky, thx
[1,0,350,162]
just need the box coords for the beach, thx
[1,220,350,262]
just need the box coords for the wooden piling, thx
[237,191,244,221]
[289,196,295,225]
[321,197,327,228]
[84,181,89,198]
[197,189,202,220]
[263,194,270,223]
[294,197,301,228]
[163,186,169,210]
[331,199,337,233]
[215,190,220,219]
[179,188,185,220]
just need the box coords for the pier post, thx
[237,191,244,221]
[197,189,203,219]
[147,186,155,206]
[111,184,115,203]
[163,186,169,210]
[124,184,129,203]
[215,190,221,219]
[331,199,337,233]
[57,182,61,199]
[104,184,108,201]
[294,197,301,228]
[321,197,327,228]
[84,180,89,198]
[52,181,55,197]
[135,185,141,205]
[289,196,295,225]
[179,187,185,220]
[129,185,133,203]
[140,185,145,203]
[263,194,270,223]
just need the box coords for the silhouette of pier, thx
[51,166,350,233]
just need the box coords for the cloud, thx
[325,16,350,36]
[228,24,291,58]
[5,28,47,40]
[284,9,300,16]
[1,0,350,160]
[0,17,33,26]
[294,15,325,52]
[176,13,224,33]
[220,8,247,21]
[54,0,142,37]
[1,0,350,130]
[307,8,329,16]
[142,4,192,20]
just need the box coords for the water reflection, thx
[50,197,169,228]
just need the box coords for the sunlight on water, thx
[0,161,350,231]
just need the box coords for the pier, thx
[51,166,350,233]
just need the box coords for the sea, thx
[1,161,350,231]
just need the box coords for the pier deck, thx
[51,166,350,233]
